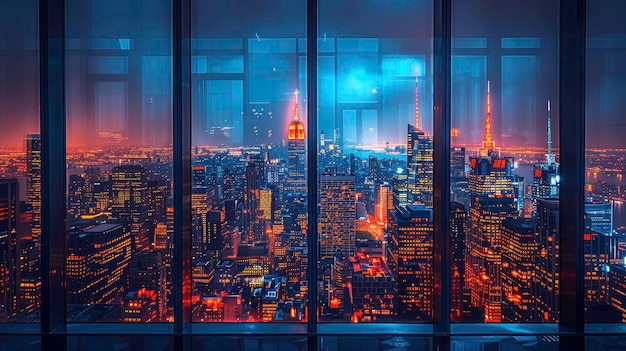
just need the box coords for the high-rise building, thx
[501,218,537,322]
[532,101,559,214]
[349,253,397,322]
[286,91,306,195]
[110,165,148,252]
[128,251,167,321]
[465,81,518,322]
[585,198,613,236]
[387,205,433,320]
[207,210,226,261]
[319,174,356,318]
[319,175,356,260]
[392,169,408,208]
[406,76,434,207]
[68,175,87,218]
[609,264,626,322]
[26,134,41,247]
[375,182,392,226]
[192,164,207,187]
[583,217,610,303]
[451,147,466,179]
[450,202,468,319]
[67,223,131,306]
[0,179,19,320]
[534,198,559,322]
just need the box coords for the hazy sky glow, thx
[0,0,625,148]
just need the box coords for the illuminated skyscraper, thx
[349,253,397,322]
[388,205,433,320]
[583,216,610,303]
[319,174,356,318]
[375,182,392,225]
[406,76,434,207]
[465,81,518,322]
[392,169,408,208]
[501,219,537,322]
[450,202,468,320]
[0,179,19,320]
[286,91,306,195]
[207,210,226,262]
[609,264,626,322]
[26,134,41,247]
[128,251,167,321]
[451,147,466,179]
[110,165,148,253]
[585,198,613,236]
[533,198,559,322]
[67,223,131,306]
[192,164,207,187]
[532,101,559,209]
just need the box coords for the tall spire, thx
[482,80,495,151]
[546,100,556,164]
[415,74,421,131]
[293,89,300,121]
[288,89,304,140]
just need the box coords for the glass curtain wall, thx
[190,0,308,323]
[65,0,173,323]
[317,0,434,323]
[0,0,40,324]
[585,0,626,325]
[450,0,560,323]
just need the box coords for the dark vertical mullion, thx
[173,0,192,334]
[306,0,319,337]
[433,0,452,337]
[558,0,585,344]
[39,0,67,335]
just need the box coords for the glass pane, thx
[585,0,626,323]
[318,1,434,322]
[0,0,40,323]
[451,336,559,351]
[451,0,559,323]
[68,336,172,351]
[193,337,310,351]
[65,0,173,322]
[191,0,307,322]
[320,336,431,351]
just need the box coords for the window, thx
[451,0,559,323]
[65,0,173,323]
[0,0,40,324]
[191,0,307,323]
[585,0,626,325]
[318,0,434,323]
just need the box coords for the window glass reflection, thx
[65,0,173,323]
[0,0,40,323]
[318,0,434,322]
[585,0,626,324]
[451,0,559,323]
[191,0,307,323]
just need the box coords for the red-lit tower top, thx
[288,90,305,140]
[482,80,495,151]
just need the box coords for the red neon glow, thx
[288,90,305,140]
[482,81,496,150]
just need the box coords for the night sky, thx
[0,0,625,148]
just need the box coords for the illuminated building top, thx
[480,81,496,156]
[288,90,305,141]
